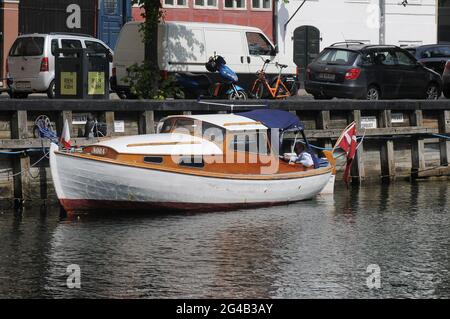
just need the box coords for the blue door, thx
[98,0,131,50]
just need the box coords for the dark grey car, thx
[405,44,450,75]
[305,42,442,100]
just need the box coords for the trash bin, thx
[55,48,110,99]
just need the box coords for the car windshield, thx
[316,49,358,66]
[420,46,450,59]
[9,37,45,57]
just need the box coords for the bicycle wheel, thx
[252,81,266,99]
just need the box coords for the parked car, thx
[305,42,442,100]
[405,44,450,75]
[111,21,297,99]
[442,61,450,98]
[7,33,113,99]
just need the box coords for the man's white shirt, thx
[290,152,314,167]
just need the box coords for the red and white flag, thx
[334,122,358,186]
[60,119,72,149]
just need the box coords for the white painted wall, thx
[277,0,437,64]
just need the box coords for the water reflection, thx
[0,182,449,298]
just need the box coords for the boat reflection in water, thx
[50,109,334,213]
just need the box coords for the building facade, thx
[132,0,275,40]
[0,0,19,88]
[277,0,437,81]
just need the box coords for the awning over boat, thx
[239,109,304,132]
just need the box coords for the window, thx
[173,119,196,136]
[229,131,269,155]
[420,46,450,59]
[373,50,396,66]
[9,37,45,57]
[104,0,118,14]
[61,39,82,49]
[194,0,218,8]
[246,32,274,56]
[252,0,271,10]
[316,49,358,66]
[178,156,205,168]
[224,0,246,9]
[395,51,416,66]
[163,0,188,7]
[51,39,59,56]
[85,41,107,52]
[144,156,164,164]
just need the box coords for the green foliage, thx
[126,1,180,99]
[123,62,181,100]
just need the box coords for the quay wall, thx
[1,99,450,203]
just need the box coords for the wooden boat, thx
[50,109,334,213]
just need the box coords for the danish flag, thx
[335,122,358,186]
[60,119,72,149]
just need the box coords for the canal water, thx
[0,181,449,299]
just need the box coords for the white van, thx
[111,21,296,98]
[7,33,113,99]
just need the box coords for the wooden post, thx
[378,110,395,181]
[317,110,332,151]
[139,111,155,134]
[11,110,31,203]
[105,111,115,137]
[350,110,365,182]
[56,111,73,136]
[411,110,425,178]
[438,110,450,166]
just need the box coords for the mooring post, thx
[379,110,395,181]
[11,110,31,204]
[317,110,332,149]
[411,110,425,178]
[138,111,155,134]
[438,110,450,166]
[104,111,115,137]
[348,110,365,182]
[56,111,73,137]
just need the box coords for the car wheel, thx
[47,80,56,99]
[366,86,380,100]
[228,90,247,100]
[425,82,441,100]
[443,87,450,99]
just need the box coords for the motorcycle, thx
[176,54,247,100]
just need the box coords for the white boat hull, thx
[50,144,332,212]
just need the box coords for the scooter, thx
[176,54,247,100]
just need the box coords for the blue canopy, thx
[239,109,304,132]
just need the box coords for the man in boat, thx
[289,142,314,168]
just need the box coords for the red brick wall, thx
[132,0,273,40]
[1,2,19,85]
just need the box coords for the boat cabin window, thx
[229,131,270,155]
[202,122,225,146]
[144,156,163,164]
[159,118,176,133]
[177,156,205,168]
[172,119,196,136]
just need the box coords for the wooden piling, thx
[411,110,426,178]
[10,110,31,202]
[379,110,395,181]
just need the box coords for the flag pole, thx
[332,121,356,153]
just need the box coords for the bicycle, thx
[250,58,291,99]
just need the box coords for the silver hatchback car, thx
[7,33,113,99]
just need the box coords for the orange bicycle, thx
[250,58,291,99]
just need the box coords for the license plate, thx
[319,73,335,81]
[16,82,31,89]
